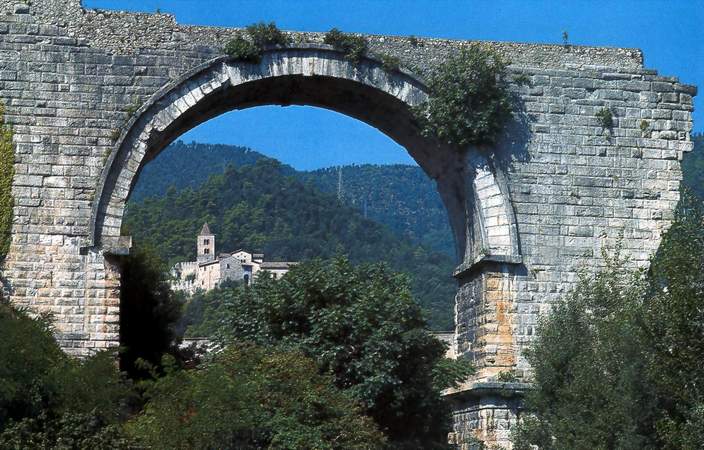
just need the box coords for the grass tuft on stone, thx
[324,28,368,64]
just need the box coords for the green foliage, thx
[224,22,289,63]
[125,156,457,330]
[496,370,519,383]
[0,302,134,445]
[125,100,140,117]
[128,344,386,449]
[378,53,401,72]
[513,73,531,86]
[129,141,270,202]
[0,104,14,261]
[118,244,183,378]
[0,412,133,450]
[324,28,369,63]
[129,141,456,258]
[109,128,121,142]
[596,107,614,129]
[414,45,513,151]
[513,191,704,450]
[210,257,468,448]
[408,35,421,47]
[645,189,704,449]
[513,248,655,449]
[682,133,704,199]
[224,33,262,63]
[245,21,291,48]
[640,119,650,132]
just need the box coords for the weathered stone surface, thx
[0,0,696,448]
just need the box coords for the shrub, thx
[128,345,386,449]
[596,107,614,129]
[512,193,704,449]
[324,28,368,63]
[224,34,261,63]
[0,302,134,442]
[379,53,401,73]
[496,370,519,383]
[0,104,13,261]
[245,21,290,47]
[224,22,290,64]
[109,128,121,142]
[414,44,513,150]
[513,73,531,86]
[125,102,139,117]
[118,244,183,379]
[212,257,473,448]
[0,412,134,450]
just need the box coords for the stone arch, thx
[87,44,521,268]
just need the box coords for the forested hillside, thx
[124,159,456,330]
[683,133,704,198]
[130,141,455,256]
[299,165,454,256]
[130,141,272,202]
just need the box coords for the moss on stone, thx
[0,104,14,261]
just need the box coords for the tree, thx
[0,302,134,447]
[127,343,386,449]
[512,190,704,450]
[118,244,183,378]
[644,189,704,449]
[211,257,472,449]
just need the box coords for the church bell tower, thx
[197,223,215,262]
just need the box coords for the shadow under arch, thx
[87,44,521,268]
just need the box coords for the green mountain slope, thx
[124,159,456,330]
[130,141,455,257]
[299,165,455,256]
[129,141,274,203]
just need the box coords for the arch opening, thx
[89,46,521,272]
[91,48,473,263]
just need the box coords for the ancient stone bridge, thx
[0,0,696,447]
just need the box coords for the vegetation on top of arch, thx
[413,44,516,152]
[224,23,404,75]
[224,21,292,64]
[224,26,518,153]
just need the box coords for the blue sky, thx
[85,0,703,170]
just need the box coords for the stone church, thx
[170,223,297,294]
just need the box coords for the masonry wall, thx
[0,1,695,446]
[455,58,695,380]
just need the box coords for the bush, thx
[324,28,369,63]
[379,53,401,73]
[596,107,614,129]
[128,345,386,449]
[512,248,655,449]
[0,302,134,445]
[212,257,473,448]
[118,244,183,379]
[512,191,704,449]
[224,34,261,63]
[224,22,290,63]
[245,21,290,47]
[414,44,513,151]
[0,412,133,450]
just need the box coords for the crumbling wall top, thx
[1,0,646,73]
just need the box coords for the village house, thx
[170,223,297,294]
